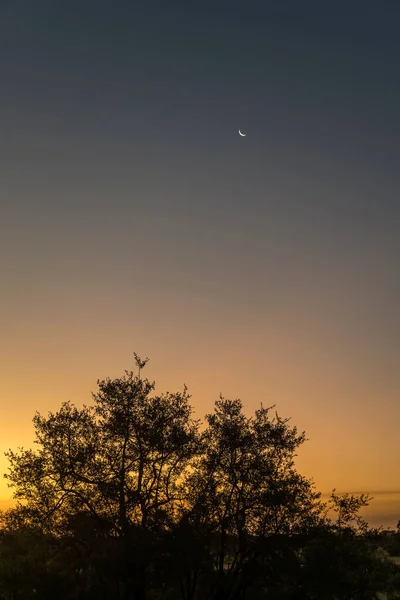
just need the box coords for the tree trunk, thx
[133,578,147,600]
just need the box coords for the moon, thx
[238,129,247,137]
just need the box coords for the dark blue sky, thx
[2,1,400,207]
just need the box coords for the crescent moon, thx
[238,129,247,137]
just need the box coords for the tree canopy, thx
[1,354,398,600]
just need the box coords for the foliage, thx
[0,353,398,600]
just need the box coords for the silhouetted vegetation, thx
[1,354,399,599]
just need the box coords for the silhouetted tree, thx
[3,356,199,600]
[0,524,76,599]
[2,355,400,600]
[179,397,325,599]
[298,490,399,599]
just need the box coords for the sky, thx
[1,0,399,528]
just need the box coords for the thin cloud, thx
[320,490,400,497]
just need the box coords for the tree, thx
[3,355,199,600]
[299,491,399,600]
[0,523,76,600]
[179,397,324,599]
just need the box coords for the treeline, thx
[0,354,399,600]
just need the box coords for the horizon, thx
[1,483,399,531]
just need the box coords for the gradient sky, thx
[1,0,399,528]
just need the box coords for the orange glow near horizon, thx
[1,344,399,529]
